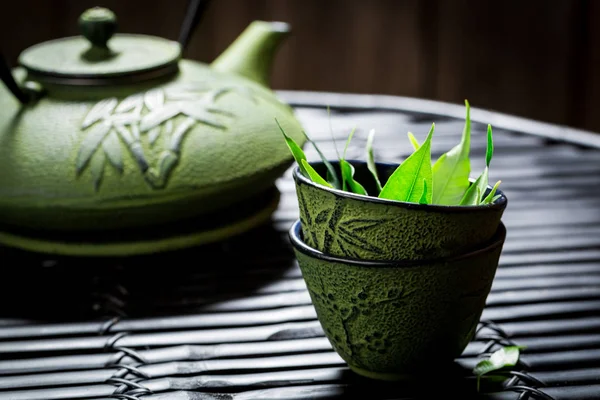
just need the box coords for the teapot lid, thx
[18,7,181,85]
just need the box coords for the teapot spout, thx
[211,21,290,87]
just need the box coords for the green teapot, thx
[0,7,305,256]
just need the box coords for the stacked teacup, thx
[288,160,507,381]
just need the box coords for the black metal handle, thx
[178,0,212,50]
[0,52,30,104]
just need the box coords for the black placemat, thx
[0,92,599,400]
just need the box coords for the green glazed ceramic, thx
[0,187,280,257]
[294,160,507,261]
[0,7,305,255]
[289,219,506,380]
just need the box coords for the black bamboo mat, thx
[0,92,599,400]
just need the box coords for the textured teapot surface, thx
[0,8,305,234]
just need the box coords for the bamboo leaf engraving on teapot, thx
[101,130,124,173]
[144,89,165,111]
[81,98,118,129]
[76,122,112,172]
[90,150,106,191]
[76,85,261,190]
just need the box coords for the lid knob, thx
[78,7,117,49]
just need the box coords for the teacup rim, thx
[293,160,508,213]
[288,219,507,268]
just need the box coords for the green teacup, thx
[289,219,506,380]
[293,160,507,261]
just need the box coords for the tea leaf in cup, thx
[343,126,357,160]
[278,120,332,187]
[460,124,494,205]
[460,184,482,206]
[431,100,471,205]
[301,159,333,188]
[366,129,382,193]
[473,346,522,392]
[340,159,367,195]
[280,101,500,208]
[460,167,487,206]
[276,118,309,178]
[407,132,421,151]
[340,127,367,195]
[379,123,435,203]
[325,105,361,192]
[481,180,502,204]
[486,121,494,167]
[302,130,341,189]
[418,180,429,205]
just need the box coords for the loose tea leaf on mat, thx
[473,345,523,392]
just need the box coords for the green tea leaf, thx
[340,159,367,195]
[474,346,522,392]
[302,130,341,189]
[481,180,502,204]
[343,126,357,160]
[431,100,472,205]
[460,171,487,206]
[486,124,494,167]
[301,159,333,188]
[366,129,382,193]
[339,127,367,194]
[379,123,435,203]
[460,123,495,205]
[407,132,420,150]
[323,107,366,194]
[276,118,309,177]
[418,180,429,204]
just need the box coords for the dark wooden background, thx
[2,0,599,133]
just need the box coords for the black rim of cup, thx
[293,160,508,214]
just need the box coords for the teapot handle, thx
[0,52,31,104]
[178,0,212,50]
